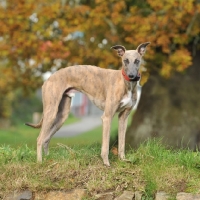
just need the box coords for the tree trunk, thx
[126,51,200,150]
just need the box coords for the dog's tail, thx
[25,117,43,129]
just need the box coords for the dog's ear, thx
[111,45,126,57]
[136,42,150,56]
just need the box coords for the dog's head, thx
[111,42,150,81]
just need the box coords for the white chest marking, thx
[120,91,133,108]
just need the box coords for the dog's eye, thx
[134,59,140,64]
[123,59,129,64]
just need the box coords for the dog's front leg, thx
[101,113,112,167]
[101,100,118,167]
[118,108,131,160]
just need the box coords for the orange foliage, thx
[0,0,200,119]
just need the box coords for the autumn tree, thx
[123,0,200,149]
[0,0,200,149]
[0,0,91,124]
[72,0,200,149]
[0,0,126,124]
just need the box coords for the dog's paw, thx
[104,162,111,167]
[102,158,110,167]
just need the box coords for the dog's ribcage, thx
[87,94,105,110]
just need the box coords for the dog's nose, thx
[128,74,135,79]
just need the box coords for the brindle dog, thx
[26,42,150,166]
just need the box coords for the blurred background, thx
[0,0,200,149]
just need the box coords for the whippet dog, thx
[26,42,150,166]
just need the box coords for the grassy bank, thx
[0,116,119,148]
[0,140,200,199]
[0,113,126,148]
[0,115,80,147]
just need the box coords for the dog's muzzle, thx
[130,74,140,81]
[122,69,140,82]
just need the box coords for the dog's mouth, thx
[129,73,141,81]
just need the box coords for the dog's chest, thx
[120,91,133,108]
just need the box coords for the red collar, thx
[122,68,131,81]
[121,68,141,82]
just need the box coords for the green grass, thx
[0,140,200,199]
[0,112,130,147]
[1,112,200,199]
[0,117,117,148]
[0,115,80,147]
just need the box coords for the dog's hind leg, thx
[42,95,72,155]
[36,80,72,162]
[37,95,72,162]
[37,110,58,162]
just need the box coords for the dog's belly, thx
[88,96,105,110]
[77,89,105,110]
